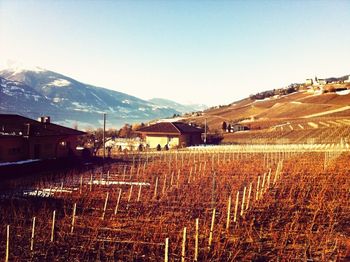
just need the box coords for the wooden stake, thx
[90,173,93,192]
[165,237,169,262]
[188,167,193,184]
[114,189,122,215]
[261,172,266,196]
[30,217,36,251]
[240,186,246,216]
[51,210,56,242]
[102,192,109,220]
[194,218,199,261]
[154,177,158,199]
[5,225,9,262]
[208,208,216,250]
[181,227,187,262]
[234,191,239,222]
[246,182,252,210]
[162,174,167,195]
[170,171,174,186]
[267,169,271,189]
[226,195,231,230]
[137,184,142,202]
[80,175,83,194]
[128,185,133,203]
[256,176,260,200]
[71,203,77,233]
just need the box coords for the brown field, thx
[0,145,349,261]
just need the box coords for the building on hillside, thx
[137,122,203,149]
[0,114,85,163]
[226,123,250,133]
[317,79,327,85]
[105,137,145,152]
[345,76,350,83]
[305,79,313,86]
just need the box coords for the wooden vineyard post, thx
[60,182,63,196]
[256,176,260,200]
[154,177,158,199]
[114,189,122,215]
[137,184,142,202]
[194,218,199,261]
[162,174,167,195]
[240,186,246,216]
[226,195,231,230]
[102,192,109,220]
[90,173,93,192]
[30,217,36,251]
[170,171,174,187]
[71,203,77,234]
[234,191,239,222]
[188,167,193,184]
[51,210,56,242]
[208,208,216,250]
[5,225,9,262]
[261,172,266,196]
[80,175,83,194]
[267,169,271,189]
[165,237,169,262]
[128,185,133,202]
[246,183,252,210]
[181,227,187,262]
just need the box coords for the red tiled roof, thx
[137,122,203,134]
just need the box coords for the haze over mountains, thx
[0,65,206,129]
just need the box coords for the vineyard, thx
[0,146,349,261]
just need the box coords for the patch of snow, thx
[156,117,184,123]
[122,99,131,104]
[0,159,41,167]
[23,187,77,197]
[32,95,41,101]
[90,92,104,103]
[336,89,350,95]
[138,107,146,111]
[53,97,61,103]
[47,79,70,87]
[90,180,150,186]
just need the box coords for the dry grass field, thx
[0,144,349,261]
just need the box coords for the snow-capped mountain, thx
[148,98,208,114]
[0,66,180,128]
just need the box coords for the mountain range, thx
[0,66,206,129]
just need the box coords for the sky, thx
[1,0,350,106]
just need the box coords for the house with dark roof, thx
[137,122,203,149]
[0,114,86,162]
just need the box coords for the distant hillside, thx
[149,98,207,114]
[0,66,181,128]
[182,74,350,132]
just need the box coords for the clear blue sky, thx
[1,0,349,106]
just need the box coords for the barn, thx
[0,114,86,163]
[137,122,203,149]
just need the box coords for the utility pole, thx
[103,113,106,160]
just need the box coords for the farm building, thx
[105,137,146,151]
[0,114,85,163]
[137,122,203,149]
[226,123,250,133]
